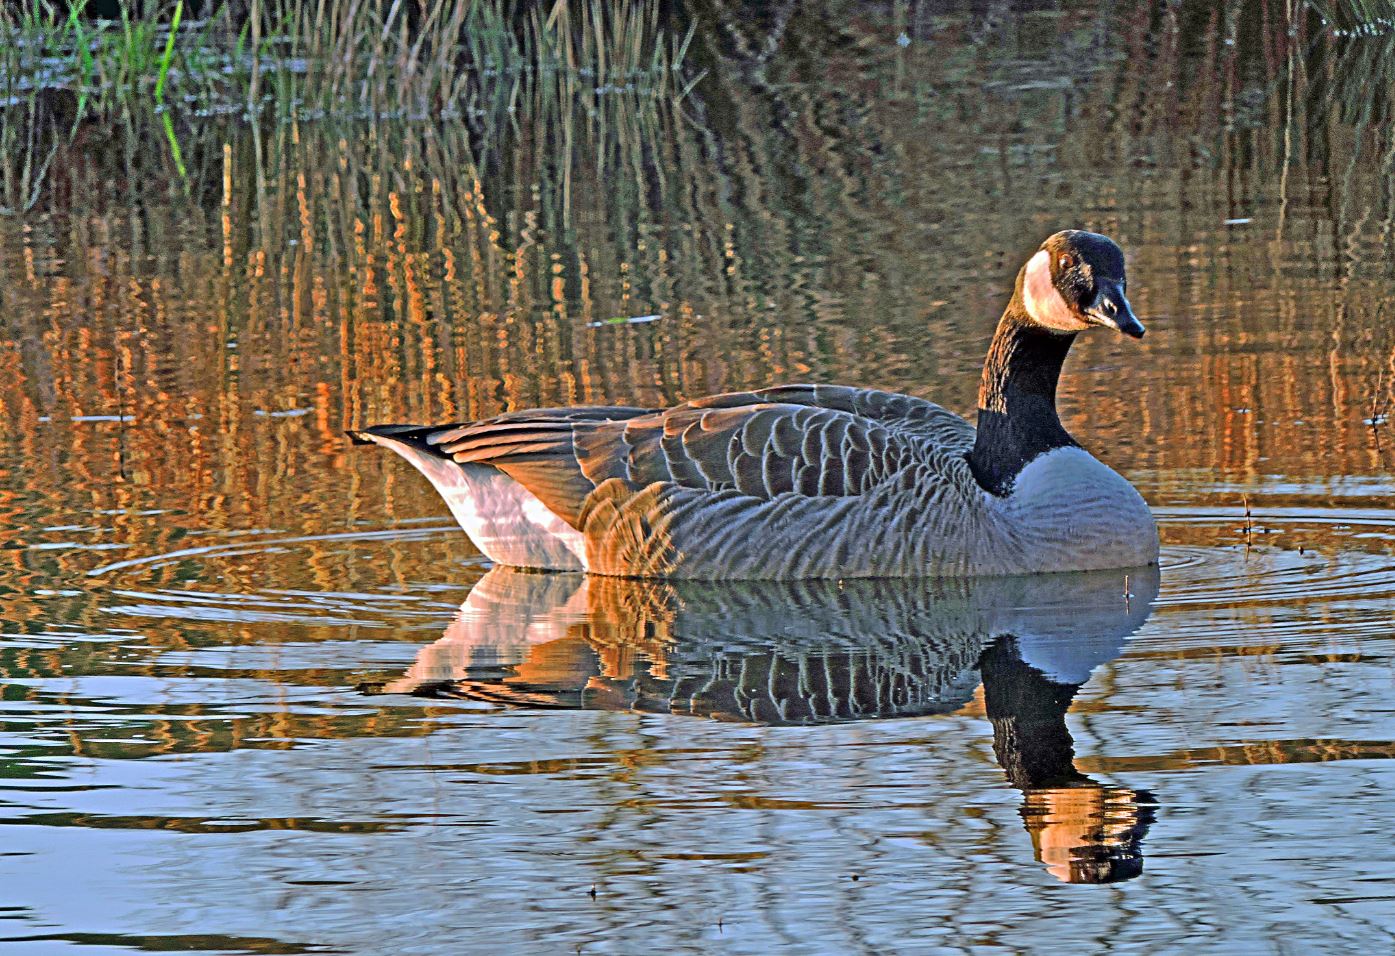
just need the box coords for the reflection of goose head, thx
[979,634,1156,884]
[371,565,1160,881]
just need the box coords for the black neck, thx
[968,293,1079,496]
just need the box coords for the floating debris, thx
[587,313,663,328]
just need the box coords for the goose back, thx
[357,384,1156,578]
[359,385,996,577]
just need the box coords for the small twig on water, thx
[1241,494,1253,553]
[1368,362,1387,452]
[1366,335,1394,464]
[1372,364,1387,422]
[115,336,128,482]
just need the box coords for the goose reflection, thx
[372,566,1160,884]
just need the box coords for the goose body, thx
[355,230,1159,579]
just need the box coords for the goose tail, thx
[346,424,443,450]
[350,422,589,572]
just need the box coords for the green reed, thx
[0,0,695,212]
[1,0,690,119]
[1309,0,1395,35]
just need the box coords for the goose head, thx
[1020,230,1145,339]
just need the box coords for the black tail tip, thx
[346,424,438,449]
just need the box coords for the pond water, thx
[2,1,1395,952]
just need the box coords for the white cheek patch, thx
[1023,250,1088,332]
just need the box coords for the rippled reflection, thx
[978,636,1155,884]
[372,565,1160,883]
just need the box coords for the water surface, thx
[3,1,1395,952]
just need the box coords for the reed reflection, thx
[373,565,1160,884]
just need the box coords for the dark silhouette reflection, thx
[980,637,1156,884]
[369,566,1160,883]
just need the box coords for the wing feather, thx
[358,385,975,538]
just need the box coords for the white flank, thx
[1022,250,1088,332]
[366,434,587,571]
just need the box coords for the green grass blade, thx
[66,0,93,121]
[161,112,187,178]
[154,0,184,106]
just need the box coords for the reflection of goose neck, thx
[979,634,1155,885]
[980,636,1086,788]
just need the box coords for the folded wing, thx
[407,385,971,531]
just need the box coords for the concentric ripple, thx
[75,521,484,635]
[62,501,1395,658]
[1150,503,1395,646]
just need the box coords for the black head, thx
[1020,230,1145,339]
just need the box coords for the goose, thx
[353,229,1159,579]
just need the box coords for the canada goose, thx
[365,565,1160,882]
[353,230,1158,578]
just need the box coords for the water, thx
[3,1,1395,952]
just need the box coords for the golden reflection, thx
[373,565,1160,883]
[2,73,1392,619]
[0,0,1392,630]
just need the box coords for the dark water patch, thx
[3,811,411,835]
[1311,895,1395,905]
[0,931,325,955]
[0,683,456,761]
[1081,738,1395,773]
[406,755,620,777]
